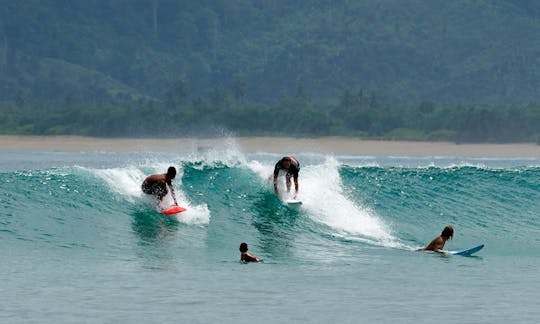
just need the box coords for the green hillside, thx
[1,1,540,141]
[1,0,539,105]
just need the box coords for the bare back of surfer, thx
[141,166,178,205]
[418,225,454,252]
[273,156,300,197]
[239,242,261,263]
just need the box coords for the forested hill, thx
[1,0,539,106]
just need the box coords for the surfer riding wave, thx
[141,166,179,205]
[273,156,300,198]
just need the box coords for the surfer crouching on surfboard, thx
[418,225,454,252]
[141,166,178,205]
[273,156,300,197]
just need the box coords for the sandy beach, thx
[1,135,540,158]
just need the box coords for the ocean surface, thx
[1,140,539,323]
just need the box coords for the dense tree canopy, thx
[2,89,540,143]
[1,0,539,104]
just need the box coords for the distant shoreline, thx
[1,135,540,158]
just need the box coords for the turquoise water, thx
[1,143,539,323]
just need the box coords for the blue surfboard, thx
[448,244,484,256]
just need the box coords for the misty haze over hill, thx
[1,0,539,105]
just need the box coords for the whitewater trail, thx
[247,155,404,249]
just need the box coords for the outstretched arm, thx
[273,166,280,194]
[242,252,261,262]
[168,183,178,205]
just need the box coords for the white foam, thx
[182,137,247,168]
[91,166,146,202]
[173,204,211,225]
[300,157,394,240]
[158,182,210,226]
[246,160,273,182]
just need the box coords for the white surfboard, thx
[285,199,302,205]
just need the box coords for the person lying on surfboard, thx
[273,156,300,197]
[418,225,454,252]
[239,242,261,263]
[141,166,178,205]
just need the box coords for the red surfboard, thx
[162,205,186,215]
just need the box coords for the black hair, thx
[167,166,176,178]
[239,242,248,252]
[441,225,454,239]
